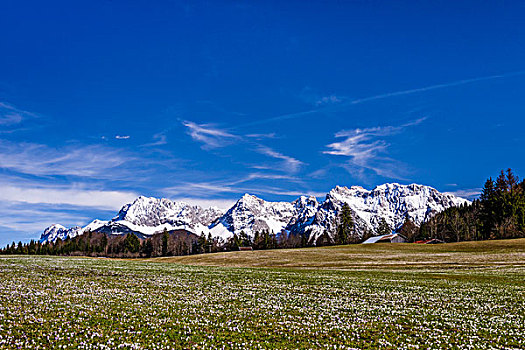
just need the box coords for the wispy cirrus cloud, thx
[164,180,323,200]
[256,146,304,173]
[0,102,41,134]
[0,111,22,125]
[0,103,145,240]
[245,132,277,139]
[183,121,238,149]
[143,132,168,147]
[296,87,345,107]
[0,102,37,125]
[0,183,138,210]
[0,203,94,234]
[241,173,297,182]
[325,117,426,157]
[0,140,131,178]
[445,188,481,200]
[349,71,525,105]
[239,70,525,128]
[324,118,427,180]
[315,95,343,106]
[0,176,138,241]
[183,120,304,174]
[163,170,321,201]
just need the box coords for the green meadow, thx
[0,239,524,349]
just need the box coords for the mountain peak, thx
[240,193,261,200]
[44,224,66,232]
[41,224,81,243]
[40,183,470,244]
[234,193,265,207]
[293,195,318,205]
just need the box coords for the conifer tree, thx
[376,218,391,236]
[124,234,140,253]
[336,203,354,244]
[99,234,108,254]
[162,229,169,256]
[399,216,418,242]
[142,239,153,257]
[197,232,206,254]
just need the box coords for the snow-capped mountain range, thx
[40,183,469,244]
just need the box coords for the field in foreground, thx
[0,240,523,349]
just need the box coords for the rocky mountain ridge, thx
[40,183,469,244]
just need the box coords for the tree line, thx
[0,229,198,258]
[419,168,525,242]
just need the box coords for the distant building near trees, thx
[362,233,407,244]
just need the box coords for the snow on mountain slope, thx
[209,194,319,239]
[39,224,82,243]
[40,196,225,242]
[83,219,108,232]
[114,196,222,227]
[90,196,225,238]
[304,183,470,243]
[40,183,469,243]
[39,220,111,243]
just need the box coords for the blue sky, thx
[1,0,525,246]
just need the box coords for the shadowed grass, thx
[149,238,525,270]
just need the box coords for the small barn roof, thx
[362,232,406,244]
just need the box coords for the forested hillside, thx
[418,169,525,242]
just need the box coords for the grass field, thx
[153,238,525,270]
[0,240,524,349]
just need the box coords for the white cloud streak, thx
[143,132,168,147]
[165,181,324,200]
[183,120,304,174]
[0,184,138,210]
[241,173,297,182]
[349,71,525,105]
[256,146,304,173]
[163,171,320,200]
[0,102,37,126]
[239,70,525,127]
[0,140,131,177]
[0,177,138,241]
[245,133,277,139]
[0,113,22,126]
[445,188,481,200]
[183,121,238,149]
[324,118,426,180]
[0,203,93,233]
[316,95,342,106]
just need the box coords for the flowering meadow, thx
[0,254,523,349]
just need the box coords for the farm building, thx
[362,233,407,244]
